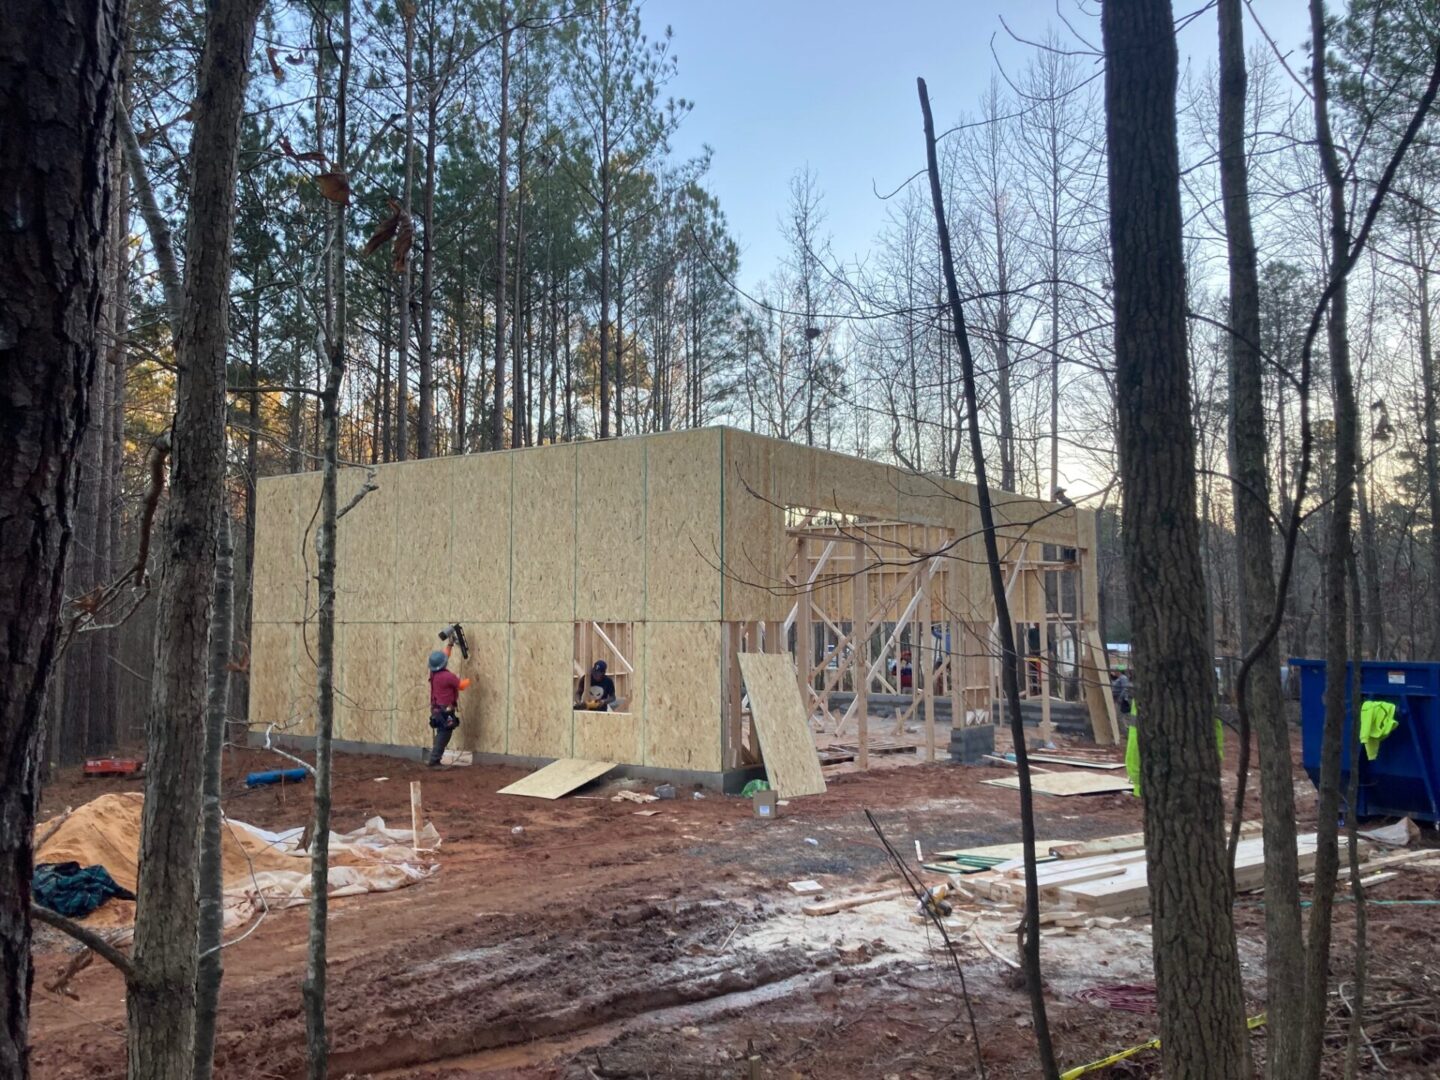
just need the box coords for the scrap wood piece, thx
[1049,821,1262,860]
[787,879,824,895]
[982,773,1135,797]
[497,758,616,800]
[611,790,658,804]
[738,653,826,798]
[1025,753,1126,771]
[802,890,896,916]
[1298,848,1430,886]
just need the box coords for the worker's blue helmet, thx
[428,650,447,672]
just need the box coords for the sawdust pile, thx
[33,792,439,931]
[35,792,304,926]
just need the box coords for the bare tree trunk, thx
[512,123,527,449]
[238,292,260,730]
[491,2,510,451]
[1102,2,1250,1074]
[1343,550,1368,1080]
[1421,260,1440,658]
[126,2,262,1076]
[599,152,612,438]
[418,57,437,459]
[1302,3,1360,1069]
[1354,461,1384,656]
[614,227,624,437]
[193,514,234,1080]
[1216,3,1305,1074]
[0,2,125,1071]
[396,4,415,461]
[919,77,1058,1080]
[303,5,348,1075]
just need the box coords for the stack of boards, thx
[966,833,1326,917]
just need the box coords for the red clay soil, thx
[26,732,1440,1078]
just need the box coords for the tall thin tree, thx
[126,1,264,1075]
[0,1,127,1072]
[1101,1,1250,1073]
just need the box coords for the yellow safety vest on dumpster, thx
[1359,699,1398,760]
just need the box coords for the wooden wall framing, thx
[249,427,1106,775]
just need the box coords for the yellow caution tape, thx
[1059,1013,1266,1080]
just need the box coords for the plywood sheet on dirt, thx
[393,459,457,624]
[738,652,827,798]
[575,439,646,622]
[497,758,616,799]
[336,623,395,745]
[250,623,308,736]
[721,429,785,623]
[508,622,574,758]
[449,622,508,755]
[982,772,1134,797]
[1026,753,1124,770]
[645,431,721,621]
[644,621,721,771]
[335,467,399,623]
[932,840,1072,861]
[449,452,513,624]
[251,477,309,623]
[510,446,576,622]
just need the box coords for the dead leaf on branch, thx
[316,172,351,205]
[362,199,403,256]
[266,46,285,83]
[278,135,327,165]
[393,212,414,272]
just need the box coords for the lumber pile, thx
[968,833,1326,917]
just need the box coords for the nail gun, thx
[438,622,470,660]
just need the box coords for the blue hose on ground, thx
[245,767,310,788]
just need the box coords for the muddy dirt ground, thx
[28,731,1440,1079]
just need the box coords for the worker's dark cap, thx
[592,660,607,674]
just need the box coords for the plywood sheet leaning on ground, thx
[497,758,616,799]
[982,772,1134,797]
[738,652,826,798]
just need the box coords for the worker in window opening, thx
[427,645,471,767]
[576,659,618,711]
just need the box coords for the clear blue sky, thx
[641,0,1312,292]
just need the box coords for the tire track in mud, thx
[324,899,822,1076]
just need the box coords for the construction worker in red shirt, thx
[427,644,471,767]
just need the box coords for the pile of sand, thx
[33,793,438,930]
[35,793,305,925]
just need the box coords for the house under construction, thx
[248,427,1116,789]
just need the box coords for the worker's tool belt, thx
[429,706,459,730]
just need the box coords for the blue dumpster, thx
[1291,659,1440,823]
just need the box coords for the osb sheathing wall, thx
[718,428,1094,627]
[250,426,1095,774]
[251,429,728,772]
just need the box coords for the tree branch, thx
[30,905,136,982]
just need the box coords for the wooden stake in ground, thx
[411,781,423,855]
